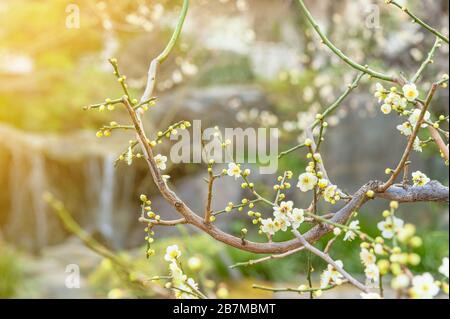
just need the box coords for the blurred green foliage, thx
[0,242,24,298]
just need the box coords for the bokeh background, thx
[0,0,448,298]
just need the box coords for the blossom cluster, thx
[297,139,343,205]
[260,201,305,236]
[355,201,449,299]
[320,260,345,289]
[140,194,159,258]
[164,245,201,299]
[374,83,432,153]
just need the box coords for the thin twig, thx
[387,0,449,44]
[204,171,215,224]
[252,281,347,294]
[229,246,305,269]
[411,38,441,83]
[297,0,397,82]
[292,229,368,293]
[379,83,438,192]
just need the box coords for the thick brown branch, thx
[128,99,448,254]
[138,217,187,226]
[123,1,448,256]
[376,181,449,203]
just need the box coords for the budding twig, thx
[230,246,305,269]
[279,72,365,159]
[292,229,368,293]
[311,72,365,129]
[45,193,170,297]
[380,83,438,192]
[411,38,442,83]
[297,0,397,83]
[386,0,449,44]
[252,281,347,294]
[138,217,187,226]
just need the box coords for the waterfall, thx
[97,154,115,244]
[0,124,140,250]
[29,153,48,248]
[7,146,27,242]
[6,141,47,250]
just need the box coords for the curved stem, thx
[379,84,438,192]
[253,281,346,294]
[292,229,368,293]
[297,0,397,83]
[411,38,441,83]
[388,0,449,44]
[157,0,189,63]
[312,72,365,129]
[140,0,189,104]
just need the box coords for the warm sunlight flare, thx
[0,0,448,304]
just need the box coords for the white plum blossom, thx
[374,83,386,102]
[402,83,419,102]
[273,211,291,231]
[297,172,318,192]
[289,208,305,229]
[126,146,133,165]
[169,261,184,282]
[412,171,430,186]
[317,178,329,189]
[164,245,201,299]
[396,122,413,136]
[227,162,241,179]
[261,218,279,236]
[385,92,402,107]
[305,165,315,174]
[320,260,345,288]
[173,283,197,299]
[173,274,199,299]
[360,248,376,267]
[186,277,199,291]
[323,184,339,203]
[364,264,380,282]
[391,273,410,290]
[413,137,423,152]
[408,108,430,128]
[155,154,168,170]
[373,243,384,255]
[439,257,449,279]
[410,273,439,299]
[344,220,360,241]
[273,201,293,215]
[164,244,181,262]
[380,103,392,115]
[377,216,404,239]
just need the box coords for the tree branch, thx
[387,0,449,44]
[379,83,438,192]
[140,0,189,104]
[376,181,449,203]
[297,0,397,83]
[292,229,368,293]
[122,0,448,257]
